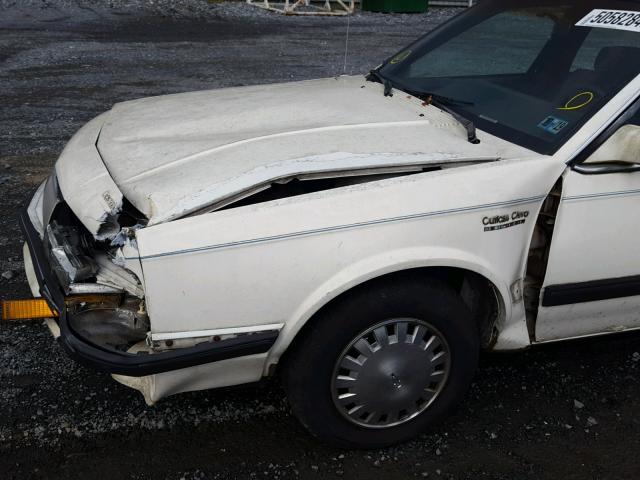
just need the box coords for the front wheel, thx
[282,278,479,449]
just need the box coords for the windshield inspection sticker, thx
[538,116,569,135]
[576,9,640,33]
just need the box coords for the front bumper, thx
[20,206,278,377]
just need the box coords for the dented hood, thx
[58,76,533,231]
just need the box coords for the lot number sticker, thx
[576,9,640,33]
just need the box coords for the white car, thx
[11,0,640,448]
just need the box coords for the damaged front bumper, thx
[20,207,278,377]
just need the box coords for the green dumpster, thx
[361,0,428,13]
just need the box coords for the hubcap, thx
[331,318,451,429]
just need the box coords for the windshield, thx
[378,0,640,154]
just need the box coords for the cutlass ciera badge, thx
[483,211,530,232]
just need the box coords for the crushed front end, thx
[19,171,278,378]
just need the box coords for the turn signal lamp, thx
[2,299,57,321]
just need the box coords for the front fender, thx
[266,246,515,367]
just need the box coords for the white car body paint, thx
[32,72,640,403]
[112,353,270,405]
[136,157,560,341]
[536,167,640,340]
[55,113,124,238]
[57,76,527,226]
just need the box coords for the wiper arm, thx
[423,94,480,145]
[366,73,480,145]
[426,93,474,107]
[398,87,480,145]
[366,70,394,97]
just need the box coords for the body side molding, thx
[542,275,640,307]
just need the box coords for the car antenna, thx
[342,11,351,75]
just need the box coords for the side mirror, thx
[573,125,640,175]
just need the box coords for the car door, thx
[535,101,640,342]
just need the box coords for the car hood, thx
[59,75,534,232]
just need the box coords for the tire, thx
[282,277,479,449]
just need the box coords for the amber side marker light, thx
[2,294,121,321]
[2,299,58,321]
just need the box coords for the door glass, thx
[572,28,640,73]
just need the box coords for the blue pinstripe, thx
[563,188,640,203]
[136,194,547,261]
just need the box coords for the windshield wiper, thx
[366,70,394,97]
[367,71,480,145]
[402,90,479,144]
[426,94,480,144]
[393,84,479,144]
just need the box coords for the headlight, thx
[45,220,97,286]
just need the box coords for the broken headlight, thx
[45,220,98,287]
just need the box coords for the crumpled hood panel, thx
[74,76,532,227]
[56,113,125,238]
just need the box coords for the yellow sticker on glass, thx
[390,50,412,64]
[558,91,594,111]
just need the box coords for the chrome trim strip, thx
[68,283,124,295]
[151,323,285,342]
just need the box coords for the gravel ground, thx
[1,2,640,479]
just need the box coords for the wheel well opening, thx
[277,267,503,373]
